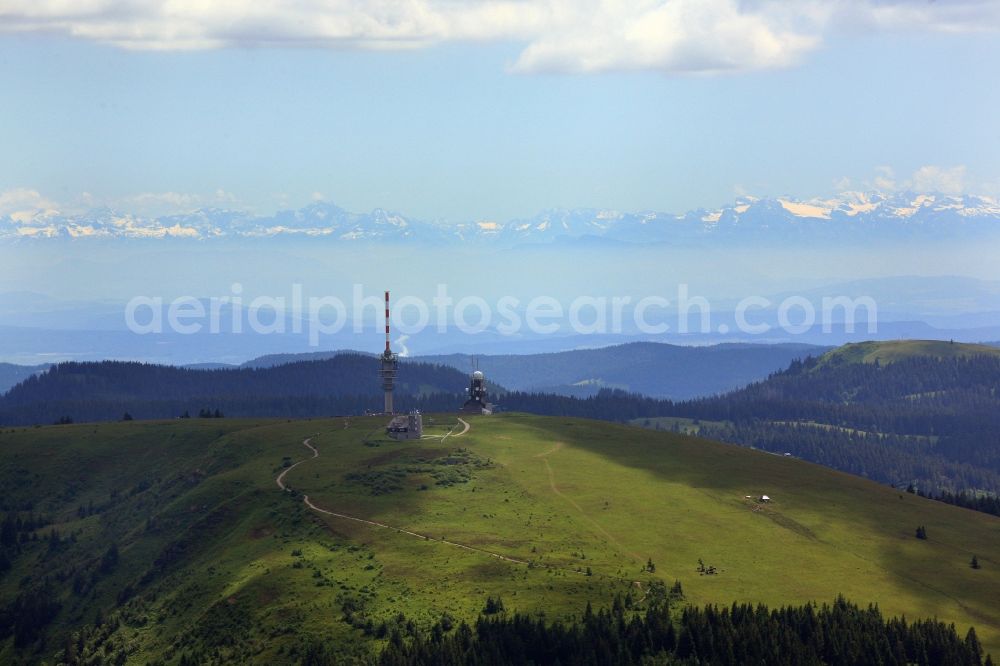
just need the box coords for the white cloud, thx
[910,165,967,195]
[111,189,239,214]
[1,1,996,74]
[508,0,819,74]
[214,189,237,204]
[0,188,60,223]
[128,191,201,210]
[873,166,897,192]
[826,0,1000,35]
[852,165,974,195]
[979,177,1000,199]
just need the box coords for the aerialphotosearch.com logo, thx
[124,283,878,345]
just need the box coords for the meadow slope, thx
[817,339,1000,366]
[0,414,997,663]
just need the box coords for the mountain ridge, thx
[1,415,998,662]
[658,342,1000,495]
[816,339,1000,367]
[5,191,999,243]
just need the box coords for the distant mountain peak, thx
[3,190,998,244]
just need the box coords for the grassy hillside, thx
[1,415,998,663]
[818,339,1000,366]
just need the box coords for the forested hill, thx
[0,355,672,426]
[0,356,472,425]
[237,342,825,399]
[0,363,50,395]
[679,353,1000,429]
[6,341,1000,501]
[413,342,825,399]
[664,343,1000,496]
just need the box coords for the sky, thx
[0,1,999,222]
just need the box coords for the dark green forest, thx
[0,356,470,425]
[374,595,991,666]
[668,354,1000,496]
[0,358,673,426]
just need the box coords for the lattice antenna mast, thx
[379,290,398,414]
[385,290,391,353]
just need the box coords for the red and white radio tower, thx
[379,290,398,414]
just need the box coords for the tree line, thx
[667,355,1000,497]
[374,595,991,666]
[0,356,471,425]
[4,353,999,507]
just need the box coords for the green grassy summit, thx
[1,414,998,663]
[817,339,1000,366]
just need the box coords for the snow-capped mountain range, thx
[4,192,999,244]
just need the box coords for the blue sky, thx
[1,1,998,222]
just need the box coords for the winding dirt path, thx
[634,580,648,604]
[302,495,528,564]
[422,417,471,441]
[534,441,645,563]
[449,417,471,439]
[420,416,470,441]
[277,421,653,593]
[275,438,319,490]
[277,421,530,566]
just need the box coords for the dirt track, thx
[277,421,529,565]
[534,441,644,563]
[277,421,649,585]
